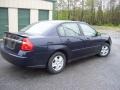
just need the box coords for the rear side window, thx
[58,26,65,36]
[58,23,81,37]
[20,22,55,35]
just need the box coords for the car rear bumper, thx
[0,45,46,68]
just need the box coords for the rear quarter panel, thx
[30,36,71,62]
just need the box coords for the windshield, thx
[20,21,55,35]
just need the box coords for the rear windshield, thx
[20,22,55,35]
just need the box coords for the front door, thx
[79,23,102,55]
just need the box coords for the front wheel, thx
[47,52,66,74]
[98,43,111,57]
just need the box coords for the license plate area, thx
[6,40,16,50]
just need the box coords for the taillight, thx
[20,38,33,51]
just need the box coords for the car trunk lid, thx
[3,32,28,53]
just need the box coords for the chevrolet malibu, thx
[0,21,112,74]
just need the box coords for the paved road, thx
[0,30,120,90]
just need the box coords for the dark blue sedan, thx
[0,20,112,74]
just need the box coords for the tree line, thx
[54,0,120,26]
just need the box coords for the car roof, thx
[38,20,87,25]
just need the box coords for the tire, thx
[98,43,110,57]
[47,52,66,74]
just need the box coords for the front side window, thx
[79,23,96,36]
[58,23,81,37]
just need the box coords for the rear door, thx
[79,23,102,55]
[58,23,85,59]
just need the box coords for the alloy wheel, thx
[52,55,64,71]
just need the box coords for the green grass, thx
[93,25,120,31]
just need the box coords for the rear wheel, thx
[47,52,66,74]
[98,43,110,57]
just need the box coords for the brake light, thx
[21,38,33,51]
